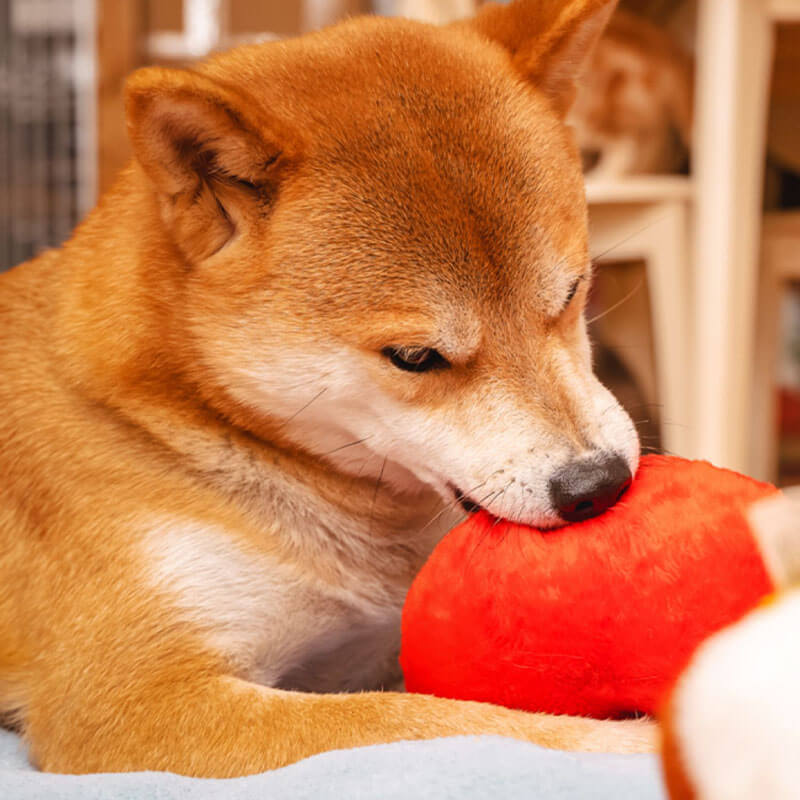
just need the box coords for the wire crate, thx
[0,0,96,272]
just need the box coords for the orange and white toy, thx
[662,492,800,800]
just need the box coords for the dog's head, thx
[126,0,637,528]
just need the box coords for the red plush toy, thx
[401,455,778,719]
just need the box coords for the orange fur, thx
[0,0,654,776]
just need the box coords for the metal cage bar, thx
[0,0,96,272]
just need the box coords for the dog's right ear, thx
[466,0,617,117]
[125,67,301,262]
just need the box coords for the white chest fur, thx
[144,521,408,692]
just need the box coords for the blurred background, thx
[1,0,799,484]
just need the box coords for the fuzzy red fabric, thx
[400,455,778,718]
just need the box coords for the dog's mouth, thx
[449,484,483,514]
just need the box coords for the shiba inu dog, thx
[0,0,651,777]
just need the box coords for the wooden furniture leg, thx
[692,0,775,473]
[589,200,691,457]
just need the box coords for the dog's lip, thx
[448,483,483,514]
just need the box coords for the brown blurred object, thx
[96,0,370,193]
[97,1,145,195]
[619,0,682,23]
[768,24,800,175]
[569,9,694,177]
[146,0,181,31]
[144,0,306,38]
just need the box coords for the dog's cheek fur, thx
[203,329,636,527]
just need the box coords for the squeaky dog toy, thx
[400,455,778,719]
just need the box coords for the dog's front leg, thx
[24,659,656,776]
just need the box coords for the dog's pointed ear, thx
[467,0,617,117]
[125,67,301,262]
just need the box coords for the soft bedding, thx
[0,728,666,799]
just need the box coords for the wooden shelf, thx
[585,175,694,205]
[769,0,800,22]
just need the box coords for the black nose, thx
[549,453,632,523]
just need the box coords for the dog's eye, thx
[382,346,449,373]
[565,278,581,306]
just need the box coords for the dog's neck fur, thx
[50,164,453,591]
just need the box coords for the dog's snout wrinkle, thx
[549,453,631,524]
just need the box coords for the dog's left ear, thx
[466,0,617,117]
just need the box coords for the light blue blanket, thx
[1,728,666,799]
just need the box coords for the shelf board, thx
[585,175,694,205]
[769,0,800,22]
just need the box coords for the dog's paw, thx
[571,715,659,754]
